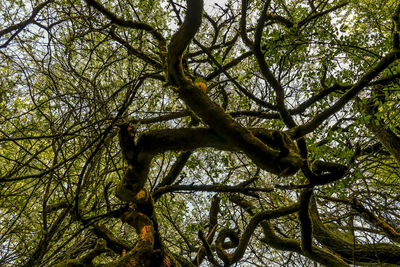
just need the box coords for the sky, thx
[204,0,228,11]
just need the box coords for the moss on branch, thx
[117,127,303,202]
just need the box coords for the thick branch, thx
[299,189,313,254]
[310,198,400,265]
[321,196,400,244]
[167,0,203,85]
[216,203,300,265]
[231,195,348,266]
[363,100,400,165]
[166,1,303,177]
[293,50,400,138]
[261,221,348,266]
[91,225,132,255]
[117,127,302,202]
[254,1,297,128]
[84,0,166,50]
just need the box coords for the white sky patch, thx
[204,0,228,12]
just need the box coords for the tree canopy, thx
[1,0,400,266]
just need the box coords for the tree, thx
[1,0,400,265]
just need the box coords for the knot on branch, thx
[117,189,177,266]
[135,189,155,218]
[118,122,137,163]
[116,123,152,202]
[252,129,303,176]
[308,160,347,185]
[120,190,155,231]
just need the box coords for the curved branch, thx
[140,128,297,186]
[307,160,348,186]
[261,221,348,266]
[199,230,222,267]
[240,0,253,47]
[230,195,348,266]
[253,1,297,128]
[176,83,303,176]
[166,2,304,178]
[84,0,166,52]
[310,197,400,265]
[320,196,400,244]
[298,2,349,29]
[117,127,301,201]
[205,51,253,81]
[167,0,203,85]
[194,196,220,266]
[265,12,294,28]
[293,49,400,138]
[108,29,162,68]
[216,203,300,265]
[155,151,192,189]
[363,98,400,165]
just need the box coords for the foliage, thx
[1,0,400,266]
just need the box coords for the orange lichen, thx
[127,123,136,137]
[136,189,148,201]
[194,81,207,93]
[127,258,138,267]
[163,255,171,267]
[140,224,154,246]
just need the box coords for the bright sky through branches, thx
[204,0,228,11]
